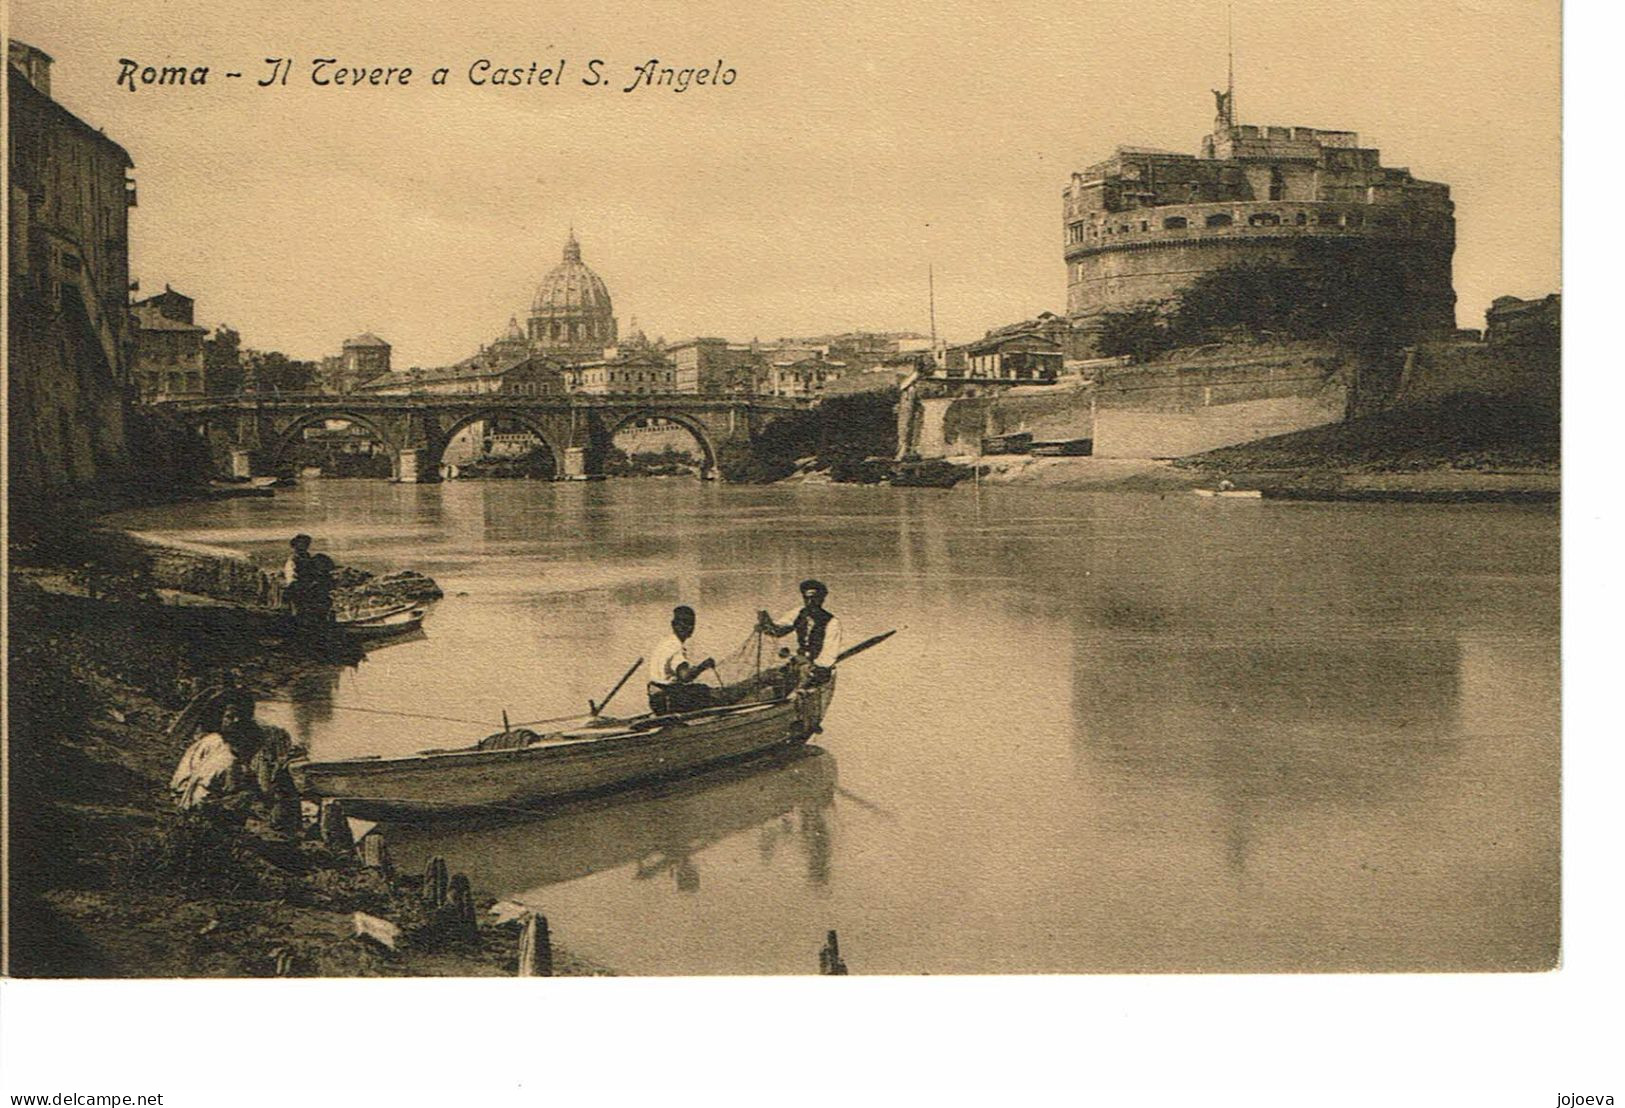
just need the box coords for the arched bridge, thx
[157,394,818,481]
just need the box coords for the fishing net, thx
[709,627,798,703]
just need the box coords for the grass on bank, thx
[1178,391,1559,474]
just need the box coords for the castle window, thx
[1295,212,1308,225]
[1248,212,1281,227]
[1162,216,1188,230]
[1140,221,1149,232]
[1067,221,1085,244]
[1269,168,1286,201]
[1318,211,1340,226]
[1205,213,1233,228]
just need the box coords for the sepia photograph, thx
[0,0,1598,1099]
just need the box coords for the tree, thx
[203,325,243,395]
[243,349,318,394]
[1168,249,1426,353]
[1095,305,1175,361]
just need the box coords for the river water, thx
[110,479,1560,974]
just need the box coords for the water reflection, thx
[282,667,340,751]
[1071,638,1463,872]
[389,746,837,899]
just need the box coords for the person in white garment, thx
[647,605,717,713]
[756,579,843,687]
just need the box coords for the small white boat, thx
[339,606,426,642]
[1194,488,1264,499]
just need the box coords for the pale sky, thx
[10,0,1560,368]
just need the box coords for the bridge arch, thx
[266,410,398,470]
[426,409,566,477]
[601,409,719,477]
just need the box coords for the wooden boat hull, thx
[1030,438,1093,457]
[385,746,837,889]
[290,674,837,817]
[341,608,426,641]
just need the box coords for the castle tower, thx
[1062,97,1457,349]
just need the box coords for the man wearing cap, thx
[756,579,843,687]
[647,605,717,714]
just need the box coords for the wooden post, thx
[819,929,848,975]
[517,912,553,977]
[360,833,393,878]
[448,873,477,941]
[422,856,449,908]
[319,799,354,852]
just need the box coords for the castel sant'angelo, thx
[1062,88,1457,348]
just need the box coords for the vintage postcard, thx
[2,0,1578,1092]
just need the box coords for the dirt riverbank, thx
[7,535,609,978]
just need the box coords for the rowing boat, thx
[339,606,426,641]
[289,671,837,818]
[1193,488,1264,499]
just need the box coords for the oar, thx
[590,656,644,716]
[835,629,897,664]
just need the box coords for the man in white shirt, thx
[756,579,843,686]
[647,605,717,713]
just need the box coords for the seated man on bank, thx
[756,579,843,689]
[170,688,298,822]
[647,605,718,715]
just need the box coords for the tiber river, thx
[110,479,1560,974]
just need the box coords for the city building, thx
[358,352,566,396]
[8,39,138,497]
[961,332,1063,382]
[132,287,209,399]
[528,231,618,358]
[667,337,762,395]
[324,332,391,393]
[768,356,844,397]
[568,352,676,395]
[1063,95,1456,349]
[1485,294,1560,347]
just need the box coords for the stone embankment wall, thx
[97,529,275,604]
[902,343,1350,460]
[1090,344,1349,458]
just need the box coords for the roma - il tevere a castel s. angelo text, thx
[115,56,739,94]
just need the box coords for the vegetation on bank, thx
[717,389,900,483]
[600,444,703,478]
[1178,390,1559,474]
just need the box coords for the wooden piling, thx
[448,873,477,941]
[360,832,393,878]
[422,856,448,908]
[819,929,848,975]
[319,799,354,852]
[517,912,553,977]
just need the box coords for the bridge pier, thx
[393,448,441,484]
[561,446,589,479]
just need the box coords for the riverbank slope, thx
[1173,390,1559,499]
[6,528,607,978]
